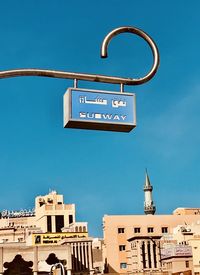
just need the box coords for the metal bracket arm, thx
[0,26,159,86]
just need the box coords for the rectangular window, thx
[119,245,126,251]
[120,263,127,269]
[147,227,154,233]
[69,214,73,224]
[55,215,64,232]
[118,228,125,234]
[185,261,189,268]
[47,216,52,233]
[134,227,141,233]
[162,227,168,233]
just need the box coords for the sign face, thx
[32,232,88,246]
[161,246,192,259]
[64,88,136,132]
[0,209,35,218]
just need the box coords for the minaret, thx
[144,169,156,215]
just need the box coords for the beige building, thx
[0,190,87,243]
[0,191,96,274]
[171,222,200,275]
[92,238,104,273]
[103,172,200,275]
[128,235,162,273]
[189,235,200,275]
[103,212,200,274]
[161,244,193,275]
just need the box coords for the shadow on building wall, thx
[4,254,33,275]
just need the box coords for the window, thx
[147,227,154,233]
[55,215,64,232]
[134,227,141,233]
[185,261,189,268]
[118,228,125,234]
[162,227,168,233]
[131,242,136,249]
[47,216,52,233]
[69,214,73,224]
[83,226,86,232]
[120,263,127,269]
[119,245,126,251]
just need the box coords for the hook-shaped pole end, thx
[101,49,107,59]
[100,26,160,85]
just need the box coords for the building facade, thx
[103,212,200,274]
[103,173,200,274]
[161,244,193,275]
[0,191,96,275]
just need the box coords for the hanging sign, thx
[64,88,136,132]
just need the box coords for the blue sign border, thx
[64,88,136,132]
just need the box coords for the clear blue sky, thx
[0,0,200,236]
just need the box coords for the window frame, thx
[119,245,126,251]
[162,227,168,233]
[147,227,154,233]
[120,263,127,269]
[134,227,141,233]
[185,260,189,268]
[118,227,125,234]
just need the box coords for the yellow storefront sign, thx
[32,232,88,246]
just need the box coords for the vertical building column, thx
[66,244,72,275]
[150,241,155,269]
[84,242,88,269]
[145,241,149,269]
[137,241,142,271]
[131,242,136,271]
[77,242,81,270]
[81,242,85,268]
[0,247,3,274]
[33,246,38,275]
[156,241,161,269]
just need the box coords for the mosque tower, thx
[144,169,156,215]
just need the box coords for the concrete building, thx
[0,190,87,242]
[161,244,193,275]
[172,222,200,275]
[103,172,200,274]
[0,191,96,274]
[92,238,104,274]
[128,235,162,273]
[189,235,200,275]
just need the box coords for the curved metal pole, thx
[101,26,160,85]
[0,26,159,86]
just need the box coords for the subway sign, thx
[64,88,136,132]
